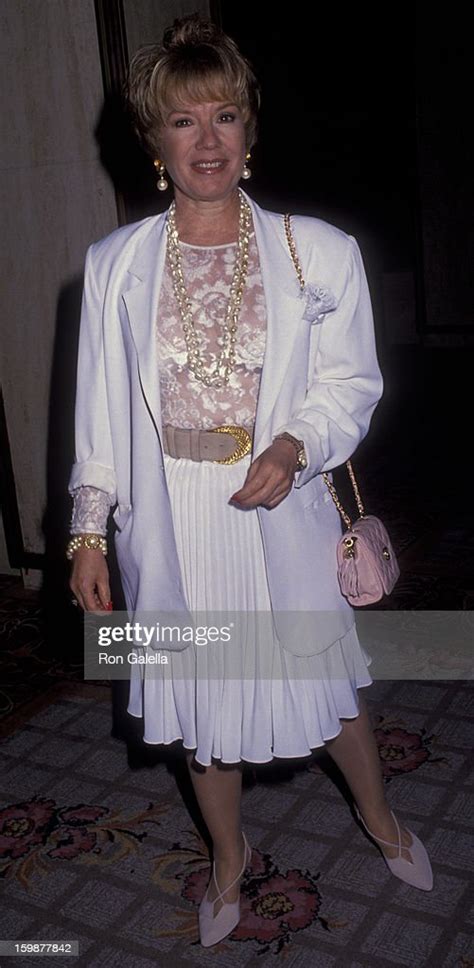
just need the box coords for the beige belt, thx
[162,424,254,464]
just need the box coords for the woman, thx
[68,13,433,948]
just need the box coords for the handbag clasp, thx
[342,535,357,559]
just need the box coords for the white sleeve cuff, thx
[68,460,117,499]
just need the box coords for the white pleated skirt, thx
[127,453,374,766]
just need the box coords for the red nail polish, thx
[105,601,113,611]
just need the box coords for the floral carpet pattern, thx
[0,681,473,967]
[0,796,167,877]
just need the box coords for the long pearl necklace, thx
[165,189,252,388]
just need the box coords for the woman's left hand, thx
[229,439,298,510]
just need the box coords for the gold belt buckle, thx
[210,425,253,464]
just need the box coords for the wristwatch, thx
[273,432,308,471]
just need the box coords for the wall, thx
[0,0,118,563]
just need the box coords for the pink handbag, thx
[284,213,400,605]
[323,461,400,605]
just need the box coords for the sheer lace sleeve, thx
[70,485,113,536]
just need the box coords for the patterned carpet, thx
[1,680,473,966]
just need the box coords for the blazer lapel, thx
[241,191,304,455]
[122,213,168,443]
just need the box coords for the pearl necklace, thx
[165,189,252,388]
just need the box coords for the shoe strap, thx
[212,832,249,907]
[357,807,403,856]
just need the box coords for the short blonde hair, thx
[125,13,261,158]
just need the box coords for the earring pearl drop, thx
[154,159,168,191]
[241,152,252,180]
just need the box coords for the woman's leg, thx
[324,690,415,862]
[185,752,247,915]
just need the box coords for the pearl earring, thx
[241,152,252,180]
[153,159,168,191]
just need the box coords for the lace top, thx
[157,231,266,427]
[70,231,267,534]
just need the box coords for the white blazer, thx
[68,189,384,656]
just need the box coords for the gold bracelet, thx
[66,534,108,560]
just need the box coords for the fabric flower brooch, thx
[300,283,338,324]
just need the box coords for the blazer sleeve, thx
[67,244,117,502]
[273,234,384,488]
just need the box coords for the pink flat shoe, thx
[199,831,252,947]
[354,804,433,891]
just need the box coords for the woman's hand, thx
[229,439,298,510]
[69,547,112,612]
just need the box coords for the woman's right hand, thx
[69,547,112,612]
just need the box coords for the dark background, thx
[219,2,418,357]
[219,3,415,260]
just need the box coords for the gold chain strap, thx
[284,213,305,290]
[284,213,366,530]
